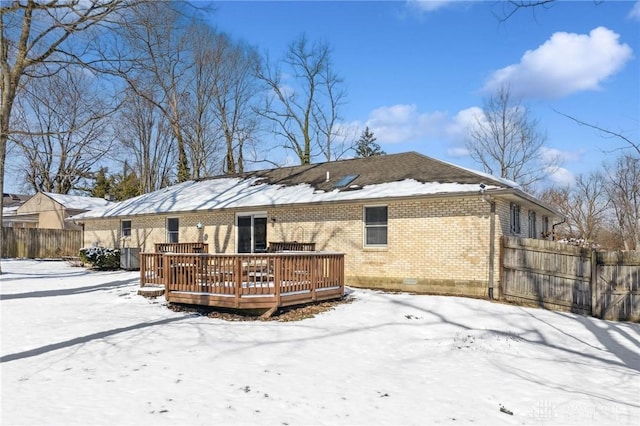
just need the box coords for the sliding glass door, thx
[237,214,267,253]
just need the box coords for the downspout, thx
[488,200,496,300]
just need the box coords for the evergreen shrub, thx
[79,247,121,270]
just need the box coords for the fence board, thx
[501,236,640,321]
[2,227,81,259]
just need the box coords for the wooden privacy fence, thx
[140,252,345,310]
[2,227,82,259]
[501,236,639,321]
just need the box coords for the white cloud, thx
[541,146,585,164]
[365,104,448,143]
[443,106,482,140]
[547,166,575,186]
[447,147,469,157]
[629,1,640,21]
[483,27,633,98]
[406,0,460,13]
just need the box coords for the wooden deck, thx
[140,252,345,310]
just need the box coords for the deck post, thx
[235,256,242,308]
[139,254,145,287]
[163,254,171,301]
[311,256,317,302]
[275,256,282,307]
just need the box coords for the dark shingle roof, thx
[225,152,513,192]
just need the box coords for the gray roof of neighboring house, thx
[70,152,556,220]
[43,192,113,211]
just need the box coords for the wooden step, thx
[138,286,165,298]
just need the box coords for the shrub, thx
[79,247,121,270]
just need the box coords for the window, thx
[510,203,521,234]
[542,216,549,238]
[236,213,267,253]
[364,206,388,246]
[167,218,179,243]
[528,211,537,238]
[121,220,131,238]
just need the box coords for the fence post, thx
[590,249,598,318]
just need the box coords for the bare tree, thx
[0,0,138,273]
[115,87,175,193]
[554,109,640,156]
[187,26,261,175]
[496,0,558,21]
[496,1,606,22]
[540,172,610,246]
[114,1,195,182]
[11,69,114,193]
[256,34,346,165]
[605,154,640,250]
[465,86,559,191]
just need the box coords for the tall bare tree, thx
[466,86,559,191]
[115,87,175,193]
[256,34,346,165]
[0,0,138,273]
[186,26,261,175]
[114,1,194,182]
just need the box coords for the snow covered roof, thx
[71,152,522,220]
[43,192,113,211]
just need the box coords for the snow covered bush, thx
[79,247,121,270]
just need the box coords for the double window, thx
[237,213,267,253]
[364,205,388,247]
[167,218,179,243]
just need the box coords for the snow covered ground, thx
[1,259,639,426]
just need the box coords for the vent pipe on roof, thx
[326,171,330,182]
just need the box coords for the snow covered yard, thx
[1,259,639,426]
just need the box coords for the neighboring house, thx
[2,193,30,227]
[5,192,112,230]
[70,152,561,298]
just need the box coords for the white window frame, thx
[363,205,388,248]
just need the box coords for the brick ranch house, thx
[70,152,560,298]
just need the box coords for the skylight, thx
[333,174,358,189]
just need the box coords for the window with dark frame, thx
[236,214,267,253]
[121,220,131,237]
[364,206,388,246]
[528,211,537,238]
[542,216,549,238]
[510,203,521,234]
[167,218,179,243]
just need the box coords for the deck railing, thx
[140,252,345,310]
[154,242,209,253]
[268,241,316,252]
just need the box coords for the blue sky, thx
[211,0,639,187]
